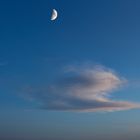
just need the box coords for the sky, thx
[1,0,140,139]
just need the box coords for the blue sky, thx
[1,0,140,139]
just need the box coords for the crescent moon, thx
[51,9,58,21]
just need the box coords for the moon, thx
[51,9,58,21]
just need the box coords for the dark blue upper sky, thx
[1,0,140,140]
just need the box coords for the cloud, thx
[0,62,8,66]
[23,65,140,112]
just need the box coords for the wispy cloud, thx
[23,65,140,112]
[0,62,8,66]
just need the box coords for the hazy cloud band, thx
[23,65,140,112]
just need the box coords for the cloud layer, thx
[24,65,140,112]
